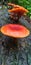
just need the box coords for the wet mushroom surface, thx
[0,5,31,65]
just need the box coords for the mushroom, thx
[1,24,30,48]
[1,24,30,38]
[8,7,28,13]
[8,3,28,21]
[8,7,28,21]
[8,3,28,13]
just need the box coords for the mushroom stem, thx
[13,38,18,49]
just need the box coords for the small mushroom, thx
[8,3,28,20]
[8,3,28,13]
[8,7,28,13]
[8,6,28,15]
[8,8,28,21]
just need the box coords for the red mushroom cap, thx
[1,24,30,38]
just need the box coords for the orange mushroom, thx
[8,6,28,14]
[1,24,30,38]
[8,7,28,17]
[8,3,28,20]
[8,3,28,13]
[8,3,28,18]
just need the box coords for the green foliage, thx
[18,0,31,19]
